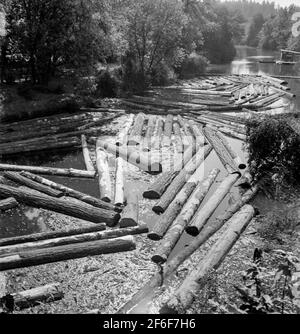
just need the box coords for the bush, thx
[150,62,175,86]
[178,53,208,79]
[246,116,300,184]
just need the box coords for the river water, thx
[0,45,299,242]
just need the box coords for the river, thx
[0,45,299,243]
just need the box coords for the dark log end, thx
[101,196,112,203]
[185,226,200,237]
[152,206,164,215]
[151,254,167,265]
[147,232,162,241]
[106,213,121,227]
[159,305,179,314]
[238,163,247,170]
[143,190,161,200]
[119,219,138,228]
[148,163,163,175]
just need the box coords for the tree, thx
[246,13,265,47]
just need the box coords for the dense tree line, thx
[0,0,240,90]
[222,0,276,19]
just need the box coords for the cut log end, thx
[101,196,112,203]
[147,232,162,241]
[152,206,164,215]
[151,254,167,265]
[119,219,138,228]
[148,163,163,175]
[238,163,247,170]
[143,190,161,200]
[185,226,200,237]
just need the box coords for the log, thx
[114,157,125,206]
[0,224,107,247]
[116,114,135,146]
[153,144,212,214]
[0,197,18,211]
[19,172,119,212]
[187,120,205,146]
[161,205,255,313]
[117,186,258,314]
[177,115,193,147]
[0,283,63,311]
[98,141,162,175]
[119,191,139,228]
[142,116,157,151]
[173,122,184,153]
[0,225,148,256]
[151,169,220,260]
[127,113,145,146]
[162,114,173,146]
[152,118,164,150]
[0,164,95,178]
[81,135,95,172]
[214,131,246,170]
[3,172,64,198]
[0,236,136,271]
[0,184,120,226]
[96,142,113,202]
[186,173,240,236]
[203,127,240,174]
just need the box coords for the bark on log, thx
[81,135,95,172]
[0,197,18,211]
[142,116,157,151]
[0,236,136,271]
[119,192,139,228]
[0,225,148,256]
[173,122,184,153]
[177,115,193,147]
[127,113,145,146]
[0,164,95,178]
[151,169,220,260]
[117,185,258,314]
[0,224,107,247]
[0,283,63,310]
[96,142,113,202]
[0,184,120,226]
[186,173,240,236]
[114,157,125,206]
[3,171,63,198]
[161,205,255,313]
[116,114,134,146]
[203,127,240,175]
[162,114,173,146]
[152,118,164,150]
[98,141,162,175]
[153,145,212,214]
[19,172,119,212]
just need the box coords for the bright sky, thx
[221,0,299,8]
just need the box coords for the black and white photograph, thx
[0,0,299,319]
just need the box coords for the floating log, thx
[153,144,212,214]
[152,118,164,150]
[214,131,246,170]
[143,116,157,151]
[3,171,63,198]
[0,225,148,256]
[81,135,95,172]
[127,113,145,146]
[161,205,255,313]
[120,192,139,228]
[116,114,135,146]
[186,173,240,236]
[187,120,205,146]
[203,127,240,174]
[177,115,193,147]
[0,236,136,271]
[20,172,119,212]
[0,184,120,226]
[150,169,219,258]
[0,283,63,311]
[96,142,113,202]
[148,171,202,241]
[0,197,18,211]
[98,141,162,175]
[0,164,95,178]
[173,122,184,153]
[117,185,258,314]
[0,224,107,247]
[162,114,173,146]
[114,157,125,206]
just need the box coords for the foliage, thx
[246,14,265,47]
[246,116,300,184]
[178,52,208,79]
[235,249,298,314]
[95,69,120,98]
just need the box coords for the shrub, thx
[178,53,208,79]
[246,116,300,184]
[150,62,175,86]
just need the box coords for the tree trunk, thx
[186,173,240,236]
[161,205,255,313]
[0,236,136,271]
[151,169,220,263]
[0,184,120,226]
